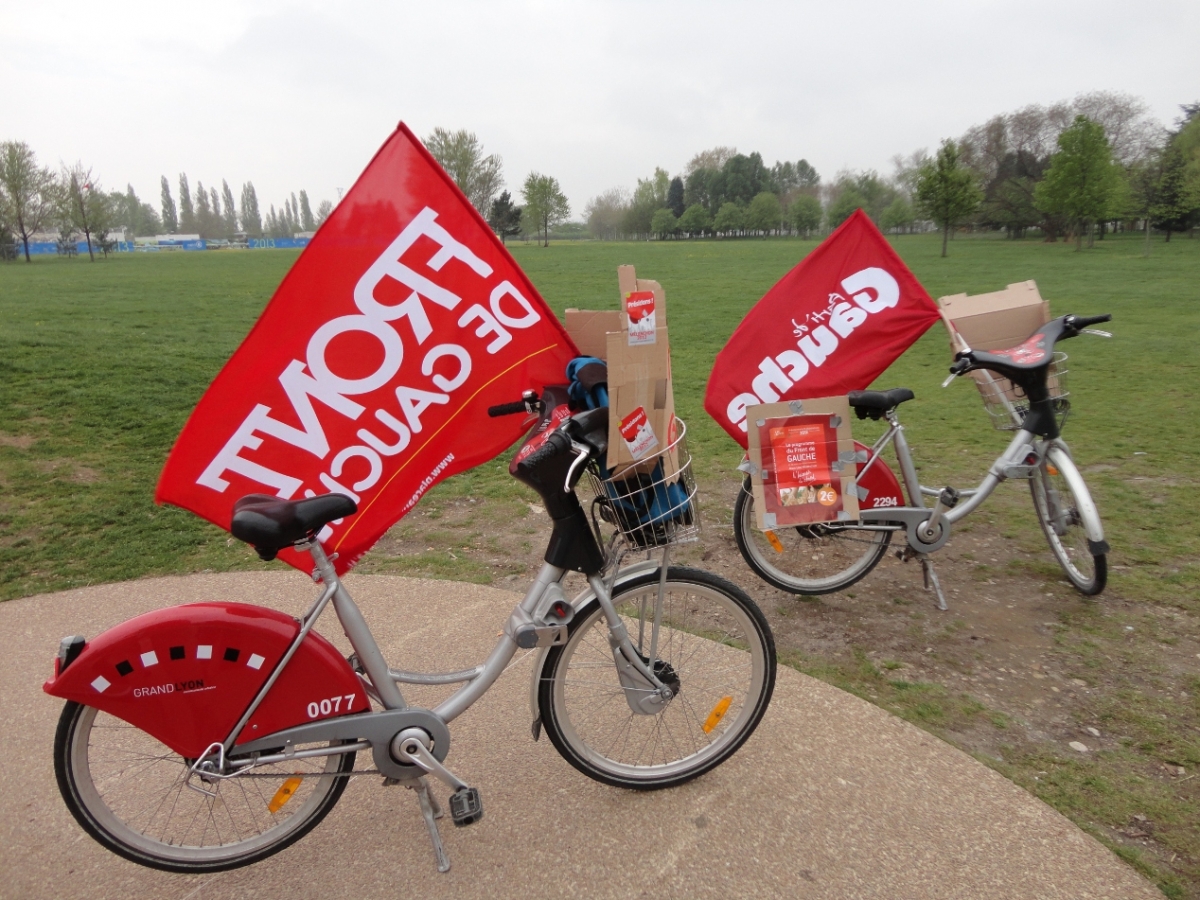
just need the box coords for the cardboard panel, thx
[745,397,859,529]
[606,327,676,470]
[564,309,622,360]
[937,280,1050,352]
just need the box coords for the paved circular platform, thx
[0,572,1159,900]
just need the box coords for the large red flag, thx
[156,124,578,573]
[705,209,940,447]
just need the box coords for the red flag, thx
[156,124,578,574]
[704,210,939,447]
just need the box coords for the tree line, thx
[0,141,335,262]
[578,92,1200,253]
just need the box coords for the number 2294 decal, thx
[307,694,357,718]
[872,496,900,507]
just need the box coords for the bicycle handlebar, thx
[1064,313,1112,332]
[487,400,530,417]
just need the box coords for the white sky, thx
[3,0,1196,219]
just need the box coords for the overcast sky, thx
[3,0,1196,220]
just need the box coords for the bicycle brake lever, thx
[941,372,958,388]
[564,443,591,492]
[1082,329,1112,338]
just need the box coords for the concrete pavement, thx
[0,572,1160,899]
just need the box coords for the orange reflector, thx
[1046,465,1059,476]
[268,777,303,813]
[765,531,784,554]
[703,696,733,734]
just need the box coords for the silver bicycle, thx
[733,314,1112,608]
[49,401,776,874]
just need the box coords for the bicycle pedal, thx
[448,787,483,826]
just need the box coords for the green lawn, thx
[2,234,1197,605]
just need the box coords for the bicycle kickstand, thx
[408,777,451,873]
[918,555,948,611]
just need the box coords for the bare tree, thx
[61,163,111,261]
[685,146,738,177]
[0,141,58,262]
[583,187,630,240]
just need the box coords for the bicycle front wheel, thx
[1030,446,1107,595]
[733,477,893,594]
[54,701,355,873]
[539,567,775,789]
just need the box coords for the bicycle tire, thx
[1029,446,1107,595]
[538,566,775,789]
[54,701,355,873]
[733,477,893,595]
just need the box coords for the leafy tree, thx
[714,152,768,207]
[678,202,711,237]
[193,181,215,239]
[210,186,223,237]
[424,128,504,216]
[584,187,629,240]
[0,141,58,262]
[624,167,670,237]
[521,172,570,246]
[826,188,864,231]
[650,208,678,240]
[745,191,782,234]
[240,182,263,237]
[299,190,316,231]
[915,139,982,257]
[178,174,195,233]
[160,176,178,233]
[666,176,685,217]
[61,163,112,261]
[221,180,238,236]
[683,167,718,213]
[880,197,915,233]
[794,159,820,189]
[487,190,522,243]
[712,201,744,236]
[1148,142,1197,240]
[113,185,159,238]
[1034,116,1123,249]
[315,199,334,227]
[789,194,822,236]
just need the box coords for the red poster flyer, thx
[619,406,659,459]
[624,290,657,346]
[758,415,842,525]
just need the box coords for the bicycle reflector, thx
[268,777,304,813]
[703,696,733,734]
[765,531,784,554]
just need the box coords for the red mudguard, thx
[43,602,369,758]
[851,440,905,510]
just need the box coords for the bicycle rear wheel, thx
[538,567,775,789]
[733,478,893,594]
[54,701,355,872]
[1030,446,1107,595]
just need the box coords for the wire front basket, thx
[973,352,1070,431]
[584,416,700,549]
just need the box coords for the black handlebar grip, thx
[1069,313,1112,329]
[488,400,530,417]
[949,357,972,376]
[518,430,571,471]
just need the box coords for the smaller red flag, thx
[704,210,940,447]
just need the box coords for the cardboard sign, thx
[705,210,940,448]
[745,396,859,529]
[624,290,657,345]
[156,123,579,575]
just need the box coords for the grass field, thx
[2,232,1198,895]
